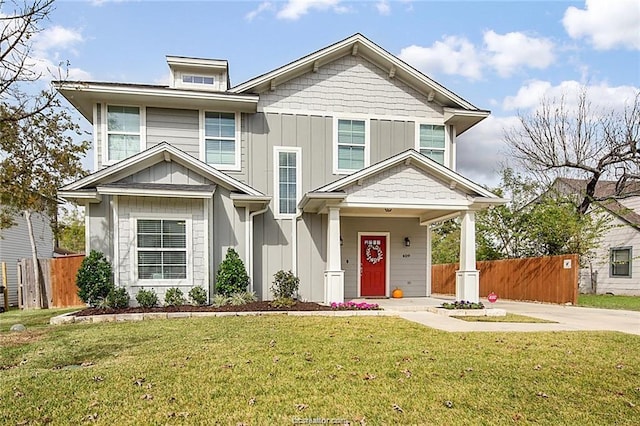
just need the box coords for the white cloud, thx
[376,0,390,15]
[34,26,84,52]
[245,1,274,22]
[503,80,640,111]
[277,0,345,20]
[563,0,640,50]
[483,30,555,77]
[398,36,483,80]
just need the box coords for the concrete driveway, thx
[355,296,640,336]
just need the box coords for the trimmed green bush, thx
[188,286,208,306]
[105,287,129,308]
[215,248,249,297]
[212,294,229,308]
[164,287,185,306]
[76,250,114,307]
[271,270,299,300]
[136,288,158,308]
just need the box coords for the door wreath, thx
[365,242,383,264]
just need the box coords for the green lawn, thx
[1,312,639,424]
[578,294,640,311]
[453,313,557,323]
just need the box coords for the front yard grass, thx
[578,294,640,311]
[1,312,639,425]
[453,313,557,323]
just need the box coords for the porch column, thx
[456,211,479,302]
[324,207,344,304]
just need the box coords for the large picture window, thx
[204,111,238,169]
[137,219,187,280]
[418,124,446,165]
[274,147,301,217]
[107,105,141,162]
[610,247,632,278]
[335,118,368,173]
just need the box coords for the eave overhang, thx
[54,81,259,122]
[230,193,272,212]
[443,108,491,135]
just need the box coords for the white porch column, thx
[324,207,344,304]
[426,224,432,297]
[456,211,480,302]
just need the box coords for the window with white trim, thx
[610,247,632,278]
[418,124,446,165]
[274,147,301,217]
[137,219,187,280]
[203,111,238,169]
[182,75,214,85]
[107,105,142,162]
[335,118,367,173]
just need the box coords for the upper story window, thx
[106,105,143,162]
[202,111,240,170]
[137,219,188,280]
[610,247,632,278]
[334,118,369,174]
[182,75,215,85]
[274,147,302,218]
[417,124,446,165]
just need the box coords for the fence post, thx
[1,262,8,311]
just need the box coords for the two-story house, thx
[57,34,504,305]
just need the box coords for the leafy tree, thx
[57,206,85,253]
[504,88,640,215]
[215,248,249,296]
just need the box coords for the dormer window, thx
[182,75,215,85]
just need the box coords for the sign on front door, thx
[360,235,386,297]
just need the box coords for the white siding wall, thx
[260,55,442,118]
[117,196,206,303]
[588,214,640,295]
[0,211,53,306]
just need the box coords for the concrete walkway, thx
[352,296,640,335]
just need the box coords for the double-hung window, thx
[610,247,632,278]
[203,111,239,170]
[106,105,142,162]
[137,219,187,280]
[335,118,368,173]
[274,147,301,218]
[417,124,446,165]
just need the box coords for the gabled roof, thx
[553,178,640,228]
[313,149,504,202]
[61,142,263,197]
[230,34,485,109]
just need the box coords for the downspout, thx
[291,208,303,277]
[248,204,269,293]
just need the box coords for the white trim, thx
[414,122,448,167]
[130,213,193,287]
[333,117,370,175]
[204,198,210,299]
[92,103,99,172]
[84,202,90,255]
[426,225,432,297]
[112,196,119,286]
[102,104,146,166]
[357,232,390,298]
[97,186,214,199]
[199,110,241,171]
[450,125,457,170]
[273,146,302,219]
[261,106,420,123]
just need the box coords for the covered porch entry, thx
[299,150,505,305]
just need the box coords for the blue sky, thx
[31,0,640,186]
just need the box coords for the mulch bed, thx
[74,301,334,316]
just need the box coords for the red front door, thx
[360,235,386,297]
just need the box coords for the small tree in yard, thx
[76,250,113,307]
[215,248,249,297]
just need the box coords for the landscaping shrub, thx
[76,250,114,307]
[330,301,380,310]
[243,291,257,303]
[229,292,248,306]
[188,286,208,306]
[212,294,229,308]
[270,297,296,309]
[105,287,129,309]
[271,270,299,299]
[215,248,249,296]
[164,287,185,306]
[441,300,485,310]
[136,288,158,308]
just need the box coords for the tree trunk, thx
[24,210,46,308]
[578,173,601,215]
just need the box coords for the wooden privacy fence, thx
[432,254,579,304]
[19,255,85,308]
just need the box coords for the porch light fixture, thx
[404,237,411,247]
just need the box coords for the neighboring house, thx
[56,34,504,305]
[0,210,54,306]
[555,178,640,295]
